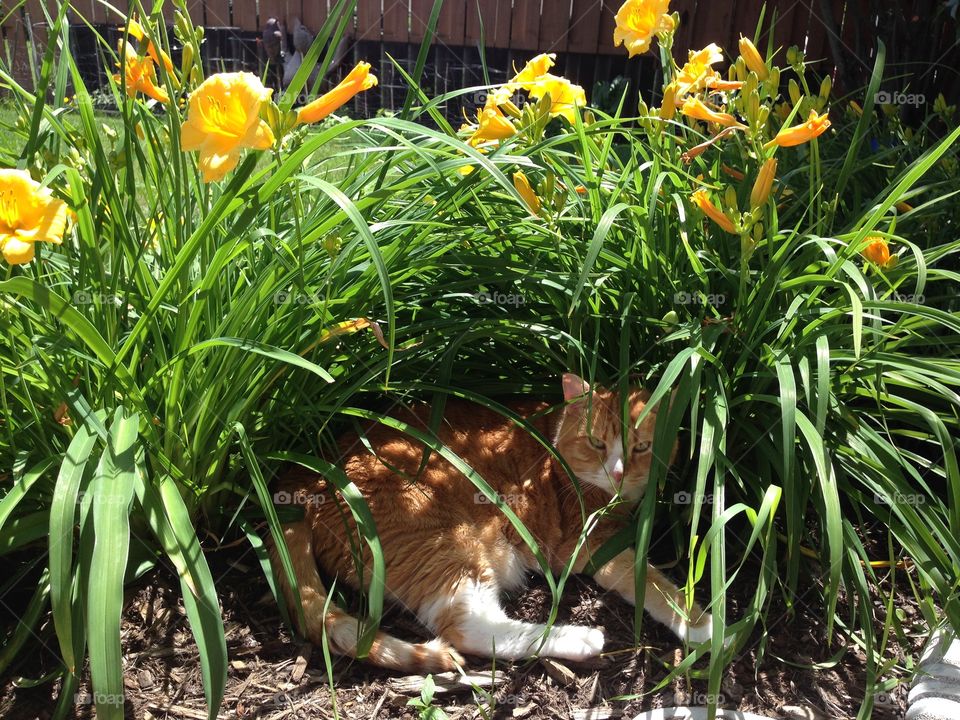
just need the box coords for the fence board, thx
[260,0,296,24]
[771,0,801,60]
[2,6,30,89]
[23,0,49,48]
[410,0,434,42]
[436,0,466,45]
[689,0,735,59]
[465,0,511,49]
[733,0,767,52]
[671,0,697,58]
[567,0,601,54]
[301,0,328,32]
[806,0,841,65]
[509,0,540,52]
[538,0,571,53]
[231,0,257,30]
[357,0,381,40]
[596,0,616,54]
[87,0,112,23]
[383,0,409,42]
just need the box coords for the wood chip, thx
[388,671,506,695]
[512,702,537,718]
[541,658,577,686]
[146,704,209,720]
[571,709,621,720]
[290,643,312,683]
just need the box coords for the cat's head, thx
[553,373,677,502]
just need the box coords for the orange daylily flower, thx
[115,41,169,103]
[124,19,174,74]
[691,189,736,233]
[862,236,897,269]
[613,0,675,57]
[181,72,275,183]
[681,97,745,128]
[297,62,378,125]
[0,169,71,265]
[765,109,832,148]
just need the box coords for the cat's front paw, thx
[547,625,605,661]
[682,613,713,644]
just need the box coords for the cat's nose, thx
[610,459,624,482]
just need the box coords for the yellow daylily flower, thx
[510,53,556,88]
[181,72,275,183]
[691,189,736,233]
[675,44,727,95]
[750,158,777,209]
[513,171,541,215]
[613,0,675,57]
[681,97,744,128]
[468,105,516,146]
[0,169,71,265]
[862,236,896,269]
[296,61,378,125]
[115,41,169,103]
[738,36,768,80]
[124,18,174,74]
[526,74,586,124]
[765,109,832,149]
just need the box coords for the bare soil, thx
[0,540,925,720]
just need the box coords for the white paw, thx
[680,613,713,645]
[548,625,605,661]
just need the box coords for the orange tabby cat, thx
[270,373,712,672]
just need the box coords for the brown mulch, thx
[0,539,925,720]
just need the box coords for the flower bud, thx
[750,157,777,209]
[819,75,832,101]
[788,79,802,107]
[738,36,769,81]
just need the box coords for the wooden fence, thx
[3,1,959,119]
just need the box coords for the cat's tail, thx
[270,520,465,673]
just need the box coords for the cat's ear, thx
[562,373,591,401]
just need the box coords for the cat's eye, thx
[588,436,606,450]
[633,440,652,454]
